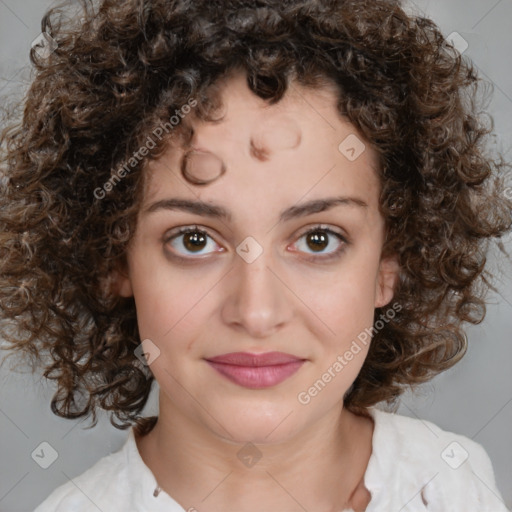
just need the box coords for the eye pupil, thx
[307,231,328,252]
[184,231,207,252]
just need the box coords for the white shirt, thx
[34,407,510,511]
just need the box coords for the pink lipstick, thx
[205,352,305,389]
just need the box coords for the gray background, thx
[0,0,511,510]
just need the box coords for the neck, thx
[135,395,374,512]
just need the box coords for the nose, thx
[221,246,294,339]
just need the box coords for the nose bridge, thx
[223,239,292,337]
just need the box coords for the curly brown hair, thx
[1,0,511,431]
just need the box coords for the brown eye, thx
[292,226,348,261]
[182,230,207,252]
[164,226,222,257]
[305,231,329,252]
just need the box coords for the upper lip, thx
[206,352,304,367]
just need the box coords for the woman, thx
[1,0,510,510]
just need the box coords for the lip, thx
[205,351,305,389]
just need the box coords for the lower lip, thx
[206,360,304,389]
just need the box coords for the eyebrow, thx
[143,196,368,223]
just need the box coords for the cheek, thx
[128,253,217,346]
[293,259,378,342]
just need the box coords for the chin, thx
[207,402,305,445]
[218,424,295,446]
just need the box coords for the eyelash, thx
[163,224,349,263]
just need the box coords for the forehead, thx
[185,71,369,155]
[142,71,381,214]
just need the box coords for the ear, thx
[107,265,134,298]
[374,254,400,308]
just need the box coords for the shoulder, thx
[370,407,494,474]
[366,407,509,511]
[33,433,134,512]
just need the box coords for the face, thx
[115,71,398,444]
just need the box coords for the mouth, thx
[205,351,306,389]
